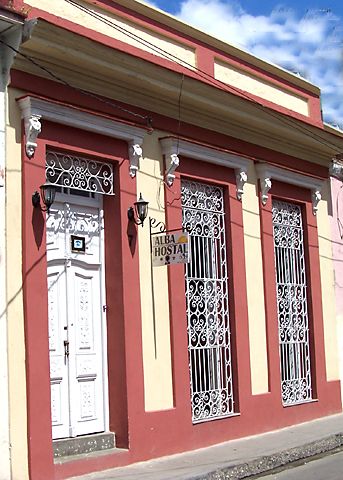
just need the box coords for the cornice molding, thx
[84,0,320,95]
[330,157,343,181]
[255,163,324,215]
[160,137,249,199]
[17,96,147,177]
[14,20,343,165]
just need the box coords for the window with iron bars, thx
[272,199,312,406]
[181,179,234,423]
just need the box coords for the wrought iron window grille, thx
[272,199,312,406]
[46,151,114,195]
[181,179,234,423]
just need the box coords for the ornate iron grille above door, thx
[181,179,234,423]
[46,151,114,195]
[272,200,312,405]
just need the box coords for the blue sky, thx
[150,0,343,127]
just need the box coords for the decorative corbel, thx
[165,153,180,186]
[235,168,248,201]
[311,189,322,215]
[24,114,41,158]
[330,157,343,180]
[128,141,143,178]
[260,176,272,205]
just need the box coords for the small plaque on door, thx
[71,235,86,253]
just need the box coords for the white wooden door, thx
[47,194,107,439]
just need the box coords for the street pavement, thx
[256,449,343,479]
[69,413,343,480]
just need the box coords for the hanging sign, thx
[152,231,190,267]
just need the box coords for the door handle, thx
[64,340,70,358]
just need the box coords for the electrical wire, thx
[156,72,185,208]
[0,37,151,126]
[176,73,184,154]
[1,0,342,154]
[64,0,343,154]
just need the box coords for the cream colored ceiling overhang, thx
[13,19,343,166]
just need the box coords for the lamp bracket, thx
[149,217,167,234]
[32,191,49,213]
[32,191,41,209]
[127,206,136,223]
[149,217,192,237]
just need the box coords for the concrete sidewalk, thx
[70,413,343,480]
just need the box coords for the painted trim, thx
[11,70,335,175]
[12,14,330,154]
[17,95,147,176]
[160,137,249,199]
[259,180,335,407]
[43,0,323,96]
[23,136,342,480]
[0,20,26,480]
[22,120,144,479]
[15,82,341,480]
[165,156,252,419]
[256,163,324,214]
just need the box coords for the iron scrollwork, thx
[46,151,114,195]
[272,200,312,406]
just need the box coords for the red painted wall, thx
[19,85,341,480]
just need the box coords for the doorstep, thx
[53,432,116,460]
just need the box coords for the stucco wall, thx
[0,84,11,480]
[317,180,340,383]
[137,131,174,411]
[330,177,343,403]
[214,60,309,117]
[242,163,269,395]
[6,88,29,480]
[24,0,196,68]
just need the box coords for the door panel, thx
[69,266,104,436]
[48,266,70,439]
[47,196,106,440]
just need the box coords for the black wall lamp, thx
[32,181,57,215]
[128,193,149,227]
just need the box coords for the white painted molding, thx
[255,163,325,215]
[24,114,41,158]
[128,141,143,178]
[159,138,180,186]
[159,137,249,198]
[165,154,180,186]
[330,158,343,181]
[260,177,272,206]
[312,189,322,215]
[235,169,248,201]
[17,96,146,175]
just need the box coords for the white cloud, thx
[175,0,343,126]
